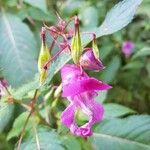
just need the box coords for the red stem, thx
[43,46,69,69]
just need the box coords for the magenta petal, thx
[122,41,134,58]
[62,78,112,97]
[70,124,92,137]
[60,64,111,137]
[0,79,8,96]
[61,103,76,128]
[61,64,88,85]
[74,93,104,125]
[88,101,104,125]
[80,48,104,71]
[61,92,104,137]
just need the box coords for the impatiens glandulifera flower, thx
[80,48,104,71]
[61,64,111,137]
[122,41,134,58]
[70,17,82,64]
[38,28,51,85]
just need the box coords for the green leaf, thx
[123,61,144,70]
[24,0,48,13]
[132,47,150,60]
[13,75,39,100]
[95,91,108,103]
[0,100,14,133]
[63,136,81,150]
[82,0,142,45]
[62,0,84,16]
[80,6,98,28]
[100,44,113,60]
[28,7,55,22]
[0,13,37,88]
[103,103,136,118]
[137,0,150,17]
[20,127,65,150]
[97,0,142,37]
[100,56,121,83]
[7,112,33,140]
[4,0,18,7]
[91,115,150,150]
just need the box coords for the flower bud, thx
[39,69,47,85]
[38,41,50,85]
[80,48,104,71]
[70,19,82,64]
[92,37,99,59]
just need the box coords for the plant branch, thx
[1,83,30,111]
[16,89,39,150]
[16,110,33,150]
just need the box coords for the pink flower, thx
[80,48,104,71]
[0,79,8,96]
[61,64,111,137]
[122,41,134,58]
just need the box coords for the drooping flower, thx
[80,48,104,71]
[122,41,134,58]
[61,64,111,137]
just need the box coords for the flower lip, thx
[61,91,104,137]
[62,77,112,97]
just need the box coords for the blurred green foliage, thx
[0,0,150,150]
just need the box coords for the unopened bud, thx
[70,18,82,64]
[92,36,99,59]
[80,48,104,71]
[38,41,50,85]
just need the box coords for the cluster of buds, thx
[38,16,111,137]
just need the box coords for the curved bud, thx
[80,48,104,71]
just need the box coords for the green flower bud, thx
[92,38,99,59]
[38,42,50,85]
[71,27,82,64]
